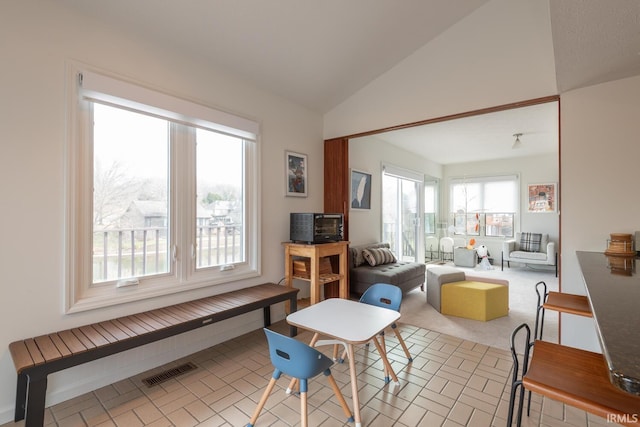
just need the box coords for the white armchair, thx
[501,232,557,277]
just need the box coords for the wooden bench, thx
[9,282,299,427]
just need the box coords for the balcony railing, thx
[93,225,242,282]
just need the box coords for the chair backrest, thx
[359,283,402,312]
[263,328,333,379]
[440,237,454,252]
[425,236,439,251]
[510,323,532,384]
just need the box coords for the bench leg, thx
[289,296,297,337]
[24,375,47,427]
[263,306,271,327]
[14,372,28,421]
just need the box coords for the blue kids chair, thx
[247,328,353,427]
[336,283,412,383]
[360,283,412,362]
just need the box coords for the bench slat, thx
[98,320,133,341]
[190,297,233,314]
[79,325,110,347]
[33,336,63,363]
[145,309,181,327]
[132,312,167,331]
[71,328,97,349]
[48,334,72,357]
[24,339,45,365]
[161,305,199,322]
[91,324,118,344]
[8,341,34,372]
[110,318,139,338]
[58,330,88,354]
[119,315,153,335]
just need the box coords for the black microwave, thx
[290,213,343,244]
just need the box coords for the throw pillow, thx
[520,232,542,252]
[362,247,397,266]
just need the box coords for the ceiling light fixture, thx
[512,133,523,149]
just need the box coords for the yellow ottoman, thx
[441,280,509,321]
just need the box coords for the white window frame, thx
[64,62,261,313]
[448,174,519,238]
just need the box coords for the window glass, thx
[195,129,244,269]
[449,175,518,238]
[67,65,259,312]
[92,104,170,283]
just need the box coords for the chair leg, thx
[247,376,278,427]
[325,371,354,422]
[372,336,399,385]
[300,379,308,427]
[379,332,389,380]
[391,323,412,362]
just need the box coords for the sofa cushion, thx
[349,242,390,268]
[520,232,542,252]
[508,250,548,262]
[362,247,397,266]
[350,261,425,294]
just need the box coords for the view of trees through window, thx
[92,103,244,283]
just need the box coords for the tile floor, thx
[2,321,618,427]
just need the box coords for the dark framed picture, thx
[350,169,371,210]
[285,151,307,197]
[527,182,557,213]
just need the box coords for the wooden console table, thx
[282,241,349,308]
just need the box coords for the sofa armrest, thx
[502,239,516,257]
[546,241,555,262]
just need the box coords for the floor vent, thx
[141,362,197,387]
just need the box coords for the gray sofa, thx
[349,242,426,295]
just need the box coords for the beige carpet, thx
[400,261,559,351]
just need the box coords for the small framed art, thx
[350,169,372,210]
[285,151,307,197]
[527,183,557,213]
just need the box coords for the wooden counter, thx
[576,250,640,395]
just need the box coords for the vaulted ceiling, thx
[56,0,640,163]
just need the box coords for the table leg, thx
[346,343,362,427]
[372,336,400,386]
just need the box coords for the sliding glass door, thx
[382,164,423,262]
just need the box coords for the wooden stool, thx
[534,281,592,340]
[508,323,640,427]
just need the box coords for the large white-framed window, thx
[65,63,260,313]
[449,175,518,238]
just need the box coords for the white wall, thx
[324,0,557,139]
[349,136,442,246]
[559,74,640,352]
[0,2,322,422]
[444,153,559,258]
